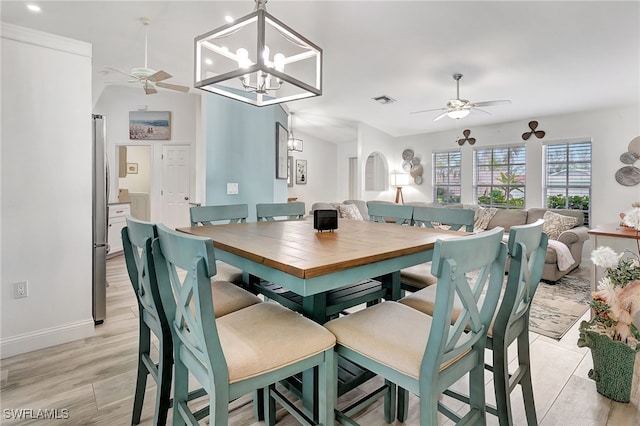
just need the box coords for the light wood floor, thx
[1,255,638,425]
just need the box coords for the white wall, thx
[336,140,357,201]
[287,130,339,209]
[390,105,640,227]
[93,85,199,223]
[358,123,396,202]
[1,24,94,358]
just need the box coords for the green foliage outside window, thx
[546,194,590,211]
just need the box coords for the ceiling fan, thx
[411,73,511,121]
[105,18,189,95]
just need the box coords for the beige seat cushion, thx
[213,261,244,283]
[400,263,437,290]
[211,280,262,317]
[399,285,498,337]
[217,303,336,383]
[325,302,468,380]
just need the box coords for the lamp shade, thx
[390,172,411,187]
[288,137,303,152]
[194,7,322,106]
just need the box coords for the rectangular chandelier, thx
[194,4,322,107]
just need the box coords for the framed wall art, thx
[129,111,171,140]
[126,163,138,174]
[276,122,288,179]
[296,159,307,184]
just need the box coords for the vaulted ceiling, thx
[2,1,638,143]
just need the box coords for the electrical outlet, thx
[227,183,239,195]
[14,281,28,299]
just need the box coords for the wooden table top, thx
[588,223,640,240]
[177,219,464,280]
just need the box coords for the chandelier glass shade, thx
[194,1,322,106]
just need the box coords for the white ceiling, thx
[2,1,639,143]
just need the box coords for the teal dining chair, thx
[401,206,475,294]
[366,202,414,225]
[398,219,548,425]
[151,224,337,426]
[189,204,248,226]
[122,217,261,425]
[325,227,507,425]
[256,202,305,221]
[189,204,249,285]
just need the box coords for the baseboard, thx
[0,319,95,359]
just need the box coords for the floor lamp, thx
[390,172,410,204]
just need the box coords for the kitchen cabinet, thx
[108,203,131,258]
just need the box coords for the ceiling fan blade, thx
[105,67,137,79]
[156,82,190,93]
[470,100,511,108]
[471,107,492,115]
[148,70,172,82]
[433,111,450,121]
[410,107,447,115]
[143,83,158,95]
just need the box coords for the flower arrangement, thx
[587,247,640,348]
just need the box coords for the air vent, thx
[372,95,396,104]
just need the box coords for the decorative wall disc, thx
[410,164,423,178]
[615,166,640,186]
[402,149,414,161]
[414,175,423,185]
[629,136,640,157]
[402,160,412,172]
[620,151,639,164]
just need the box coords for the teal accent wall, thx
[204,93,288,221]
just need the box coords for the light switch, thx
[227,183,239,195]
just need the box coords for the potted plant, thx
[578,206,640,402]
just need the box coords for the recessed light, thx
[27,4,41,13]
[225,15,234,23]
[204,58,213,65]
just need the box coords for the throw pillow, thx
[338,204,363,220]
[542,210,578,240]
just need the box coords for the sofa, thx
[311,200,589,283]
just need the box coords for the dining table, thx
[177,217,465,416]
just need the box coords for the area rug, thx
[529,275,592,340]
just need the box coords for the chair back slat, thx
[190,204,249,226]
[256,202,305,221]
[423,227,507,372]
[152,224,229,388]
[367,202,414,225]
[413,206,475,232]
[122,217,165,328]
[497,219,548,330]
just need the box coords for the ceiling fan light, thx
[447,109,470,119]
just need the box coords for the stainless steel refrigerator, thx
[92,114,108,324]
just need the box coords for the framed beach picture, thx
[129,111,171,140]
[276,123,288,179]
[296,159,307,184]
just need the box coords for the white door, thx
[161,145,191,229]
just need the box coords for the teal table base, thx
[578,324,640,403]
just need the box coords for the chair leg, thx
[383,380,396,424]
[492,335,513,426]
[155,336,173,426]
[132,323,151,425]
[172,352,189,426]
[468,355,487,425]
[397,387,409,422]
[264,385,277,426]
[518,333,537,426]
[253,389,265,421]
[317,349,336,426]
[419,387,439,426]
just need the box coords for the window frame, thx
[543,139,592,226]
[432,149,462,204]
[473,144,527,209]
